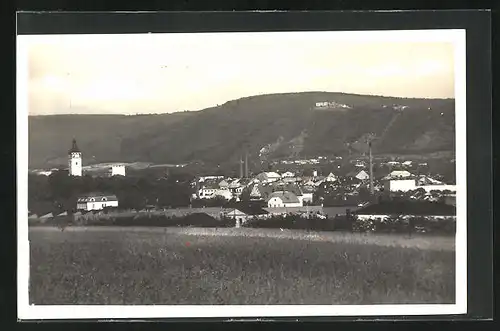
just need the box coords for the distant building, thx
[218,179,230,189]
[256,172,282,183]
[68,138,82,177]
[281,171,295,178]
[197,181,220,199]
[77,193,119,211]
[214,189,233,200]
[325,172,337,182]
[383,170,413,180]
[110,164,126,176]
[384,178,417,192]
[266,191,303,208]
[347,170,369,181]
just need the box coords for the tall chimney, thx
[239,156,243,179]
[245,151,248,178]
[369,140,374,195]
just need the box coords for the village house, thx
[255,171,282,183]
[384,170,413,180]
[76,192,119,211]
[109,164,126,176]
[384,178,417,192]
[266,191,303,208]
[218,179,231,189]
[214,188,233,200]
[197,180,220,199]
[228,178,252,200]
[224,206,269,225]
[324,172,337,182]
[354,170,370,181]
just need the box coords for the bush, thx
[351,216,455,235]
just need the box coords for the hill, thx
[28,92,455,169]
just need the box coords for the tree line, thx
[28,170,195,216]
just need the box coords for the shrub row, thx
[30,214,455,235]
[244,215,455,235]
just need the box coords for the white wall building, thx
[198,187,217,199]
[384,179,417,192]
[110,164,126,176]
[384,170,413,180]
[214,189,233,200]
[256,172,282,183]
[266,191,303,208]
[68,138,82,177]
[355,170,370,181]
[325,172,337,182]
[76,193,119,211]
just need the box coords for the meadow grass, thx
[29,227,455,305]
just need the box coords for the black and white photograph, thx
[17,24,468,319]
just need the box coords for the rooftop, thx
[266,191,300,204]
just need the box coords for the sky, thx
[23,31,457,115]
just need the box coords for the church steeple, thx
[69,138,81,154]
[68,137,82,176]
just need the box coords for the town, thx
[28,137,457,231]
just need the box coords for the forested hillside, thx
[28,92,455,168]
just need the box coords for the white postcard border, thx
[17,28,467,320]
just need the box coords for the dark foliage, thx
[29,92,455,169]
[28,171,194,216]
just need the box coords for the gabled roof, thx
[416,175,444,185]
[218,179,230,187]
[383,170,413,180]
[229,205,269,216]
[77,192,118,202]
[266,191,300,204]
[256,172,282,182]
[201,180,220,189]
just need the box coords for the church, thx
[66,138,126,177]
[68,138,82,176]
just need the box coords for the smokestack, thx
[369,140,374,195]
[239,156,243,179]
[245,151,248,178]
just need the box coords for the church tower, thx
[68,138,82,176]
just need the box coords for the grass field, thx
[29,227,455,305]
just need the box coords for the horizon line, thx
[28,91,456,117]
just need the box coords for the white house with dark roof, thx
[256,172,282,183]
[384,170,413,180]
[382,170,417,192]
[354,170,370,181]
[77,193,119,211]
[281,171,295,178]
[266,191,303,208]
